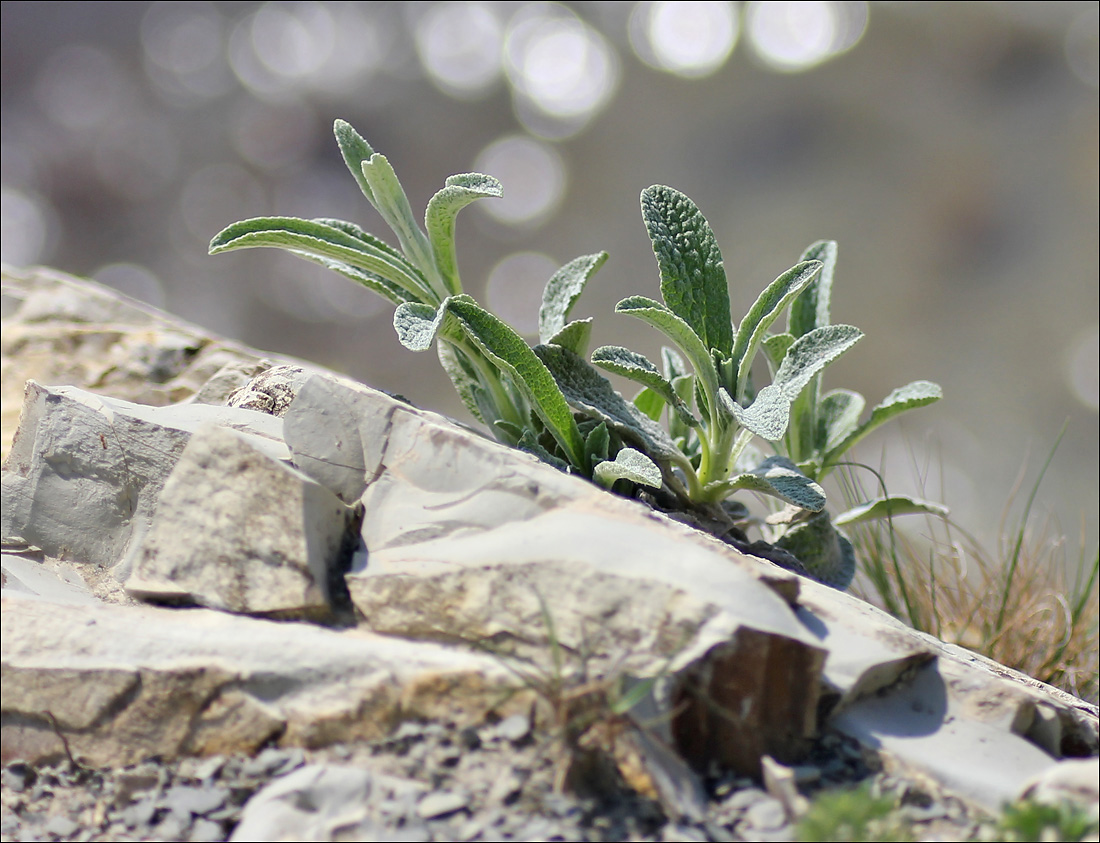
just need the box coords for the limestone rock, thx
[125,424,357,618]
[1018,757,1099,819]
[229,765,428,843]
[1,381,286,569]
[0,591,526,768]
[802,581,1099,811]
[227,365,312,417]
[1,265,295,462]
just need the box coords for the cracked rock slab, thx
[1,382,286,570]
[0,591,527,768]
[125,424,357,618]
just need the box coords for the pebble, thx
[494,713,532,744]
[743,797,787,831]
[416,790,469,819]
[43,815,79,838]
[1,764,35,794]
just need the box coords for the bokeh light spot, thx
[251,3,335,80]
[1066,327,1099,412]
[141,1,232,101]
[415,2,503,98]
[504,4,619,138]
[485,252,559,336]
[1065,7,1099,89]
[746,1,867,73]
[474,135,565,226]
[35,45,133,130]
[630,1,739,78]
[0,187,54,267]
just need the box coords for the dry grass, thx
[838,430,1099,705]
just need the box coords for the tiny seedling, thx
[210,119,660,492]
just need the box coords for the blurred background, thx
[2,1,1097,550]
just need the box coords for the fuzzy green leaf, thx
[670,373,696,443]
[824,380,943,468]
[662,347,687,381]
[360,153,439,295]
[393,302,443,351]
[818,389,865,455]
[437,342,486,423]
[774,510,855,588]
[534,344,681,462]
[547,319,593,357]
[614,296,719,404]
[539,252,608,344]
[209,216,434,302]
[493,419,525,446]
[426,173,503,297]
[730,260,822,401]
[333,119,376,206]
[773,324,863,402]
[591,346,697,427]
[788,240,837,338]
[726,455,826,512]
[762,333,795,375]
[718,384,790,441]
[584,422,611,465]
[833,495,949,527]
[632,387,665,422]
[516,430,571,472]
[442,297,585,468]
[593,448,662,490]
[641,186,733,356]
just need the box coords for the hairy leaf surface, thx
[727,455,826,512]
[593,448,662,490]
[762,333,795,376]
[547,319,593,356]
[443,297,585,468]
[393,302,442,351]
[774,510,855,588]
[209,217,434,302]
[641,186,732,355]
[614,296,719,402]
[534,344,680,461]
[818,389,865,455]
[333,119,377,206]
[591,346,697,426]
[426,173,503,296]
[833,495,949,527]
[730,260,822,400]
[773,324,863,401]
[539,252,608,344]
[718,384,790,441]
[360,154,437,293]
[824,380,943,466]
[788,240,837,338]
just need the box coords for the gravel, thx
[0,721,984,842]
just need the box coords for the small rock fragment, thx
[416,790,469,819]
